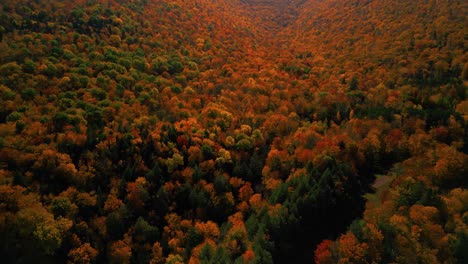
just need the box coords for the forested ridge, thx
[0,0,466,263]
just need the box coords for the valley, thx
[0,0,466,263]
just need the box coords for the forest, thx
[0,0,466,263]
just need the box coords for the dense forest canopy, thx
[0,0,466,263]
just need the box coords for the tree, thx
[126,179,149,213]
[50,196,75,218]
[68,243,98,264]
[106,212,125,240]
[7,189,74,258]
[132,217,159,244]
[314,240,334,264]
[348,76,358,90]
[453,233,468,264]
[150,242,164,264]
[108,240,132,264]
[335,233,368,263]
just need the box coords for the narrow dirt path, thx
[372,174,394,189]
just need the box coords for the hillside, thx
[0,0,466,263]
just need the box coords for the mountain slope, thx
[284,1,468,263]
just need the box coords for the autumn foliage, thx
[0,0,466,263]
